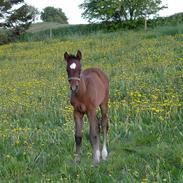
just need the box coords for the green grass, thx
[21,22,183,43]
[27,22,69,33]
[0,30,183,182]
[21,23,102,42]
[150,24,183,36]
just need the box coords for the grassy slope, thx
[0,30,183,182]
[27,22,69,33]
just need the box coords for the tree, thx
[28,5,40,22]
[120,0,166,20]
[79,0,166,23]
[41,7,68,24]
[79,0,119,22]
[0,0,38,38]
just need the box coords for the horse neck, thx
[76,76,86,97]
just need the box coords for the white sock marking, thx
[102,144,108,160]
[94,149,100,163]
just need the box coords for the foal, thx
[64,50,109,164]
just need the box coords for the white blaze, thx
[70,63,76,69]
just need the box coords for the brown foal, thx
[64,50,109,164]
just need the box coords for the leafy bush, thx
[0,30,11,45]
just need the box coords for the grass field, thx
[0,30,183,182]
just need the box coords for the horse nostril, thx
[70,85,78,92]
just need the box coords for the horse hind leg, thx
[96,115,101,134]
[100,100,109,160]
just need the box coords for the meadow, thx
[0,30,183,182]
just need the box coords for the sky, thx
[25,0,183,24]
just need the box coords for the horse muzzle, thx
[70,84,79,93]
[68,77,80,93]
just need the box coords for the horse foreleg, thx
[74,110,83,163]
[87,110,100,164]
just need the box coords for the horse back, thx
[82,68,109,106]
[83,68,109,87]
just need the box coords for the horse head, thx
[64,50,82,93]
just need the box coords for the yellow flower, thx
[5,154,11,159]
[15,140,20,145]
[141,178,147,183]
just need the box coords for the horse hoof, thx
[93,159,100,165]
[93,150,100,164]
[74,155,80,164]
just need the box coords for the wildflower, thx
[5,154,11,160]
[15,140,20,145]
[159,116,164,121]
[141,178,147,183]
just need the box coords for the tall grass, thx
[150,24,183,36]
[19,22,183,43]
[19,24,104,42]
[0,30,182,182]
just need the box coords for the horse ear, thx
[64,52,69,61]
[76,50,82,61]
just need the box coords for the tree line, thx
[80,0,166,22]
[0,0,175,44]
[0,0,38,44]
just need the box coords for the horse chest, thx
[70,99,86,113]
